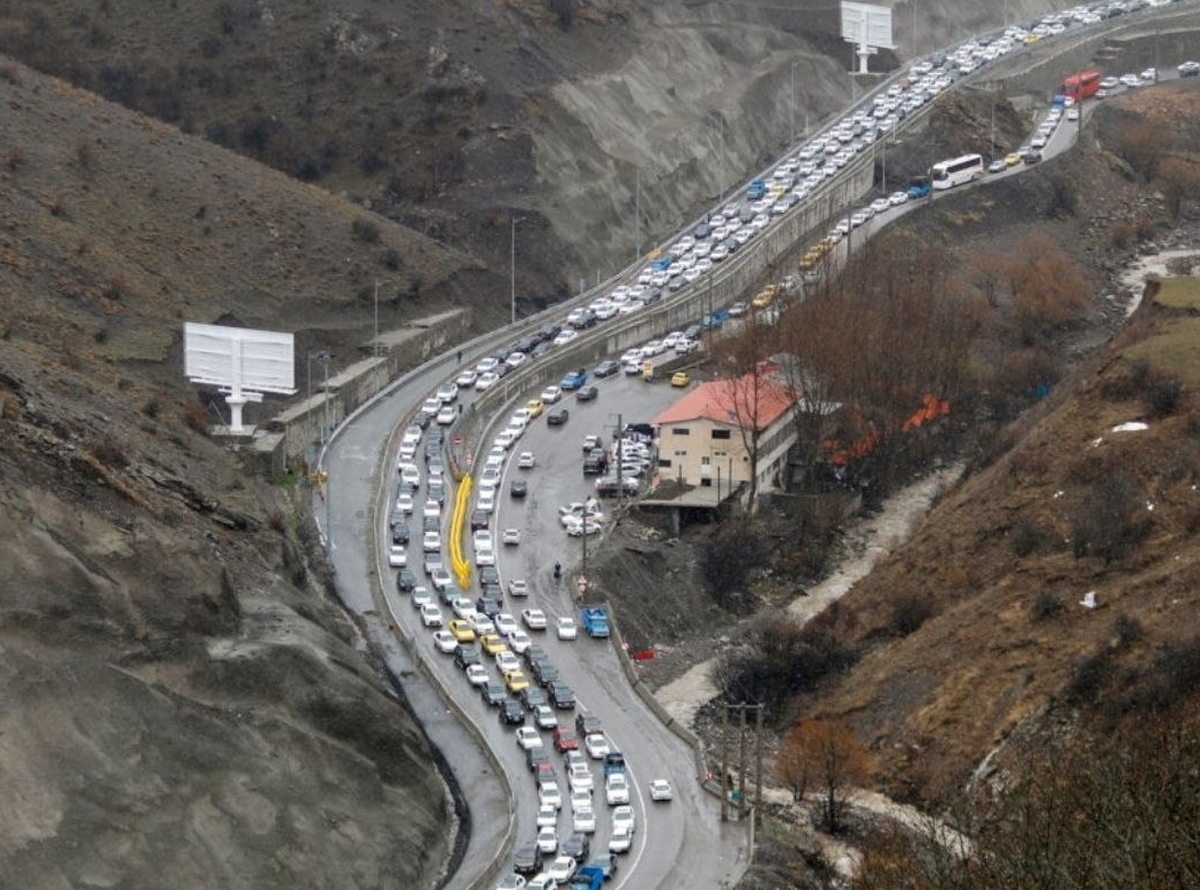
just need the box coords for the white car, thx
[536,825,559,855]
[568,763,594,794]
[429,567,453,592]
[552,329,578,347]
[436,404,457,425]
[465,664,489,686]
[522,608,548,630]
[494,429,519,451]
[423,530,441,553]
[540,385,563,404]
[569,789,592,814]
[649,778,673,801]
[509,579,530,597]
[607,826,632,854]
[436,382,459,403]
[475,372,500,391]
[516,727,544,751]
[611,804,635,835]
[605,772,630,805]
[492,611,516,635]
[477,490,496,513]
[538,780,563,811]
[475,546,496,567]
[387,545,408,568]
[410,586,433,609]
[496,651,521,674]
[536,804,559,831]
[503,528,522,546]
[475,356,499,374]
[508,629,533,654]
[564,518,601,537]
[419,603,443,628]
[506,351,528,369]
[432,630,457,653]
[517,451,536,469]
[398,463,421,487]
[545,856,576,885]
[421,397,442,416]
[455,368,478,388]
[572,805,596,835]
[556,617,578,640]
[395,492,415,515]
[584,734,610,760]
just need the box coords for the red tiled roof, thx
[653,372,796,430]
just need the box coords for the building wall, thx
[656,414,796,495]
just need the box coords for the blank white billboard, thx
[841,1,894,49]
[184,323,296,395]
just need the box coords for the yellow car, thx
[671,371,690,388]
[525,399,545,419]
[504,670,531,693]
[751,286,779,310]
[480,634,507,655]
[448,619,476,643]
[1005,152,1022,168]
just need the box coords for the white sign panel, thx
[184,323,296,394]
[841,1,894,49]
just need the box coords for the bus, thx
[1061,68,1101,102]
[929,154,984,190]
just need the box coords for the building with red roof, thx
[652,371,799,499]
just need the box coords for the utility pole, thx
[790,60,797,145]
[616,413,624,500]
[373,280,380,358]
[510,216,525,326]
[738,705,748,816]
[720,704,730,822]
[635,168,641,264]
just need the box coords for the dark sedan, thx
[547,408,569,426]
[499,698,526,725]
[575,385,598,402]
[594,359,621,378]
[480,680,506,706]
[513,843,543,876]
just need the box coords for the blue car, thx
[746,179,767,200]
[560,369,588,390]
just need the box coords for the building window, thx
[673,450,687,457]
[659,459,671,468]
[711,429,731,440]
[701,456,711,467]
[713,450,728,458]
[672,428,690,436]
[700,478,712,487]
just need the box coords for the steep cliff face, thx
[0,60,460,888]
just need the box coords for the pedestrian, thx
[456,349,462,364]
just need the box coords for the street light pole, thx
[373,280,379,358]
[510,217,520,326]
[790,60,797,146]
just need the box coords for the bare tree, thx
[784,718,873,833]
[1156,156,1200,220]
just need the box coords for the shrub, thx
[1065,652,1111,706]
[351,218,381,244]
[142,399,160,418]
[183,403,210,432]
[1114,613,1142,649]
[4,146,26,171]
[1070,474,1150,563]
[90,435,129,468]
[1032,590,1064,620]
[1011,519,1044,557]
[380,247,401,270]
[1145,376,1181,418]
[890,595,935,636]
[701,523,768,610]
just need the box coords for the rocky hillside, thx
[0,0,1066,306]
[0,59,459,889]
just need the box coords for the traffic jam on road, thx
[382,3,1198,887]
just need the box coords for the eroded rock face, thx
[0,363,452,890]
